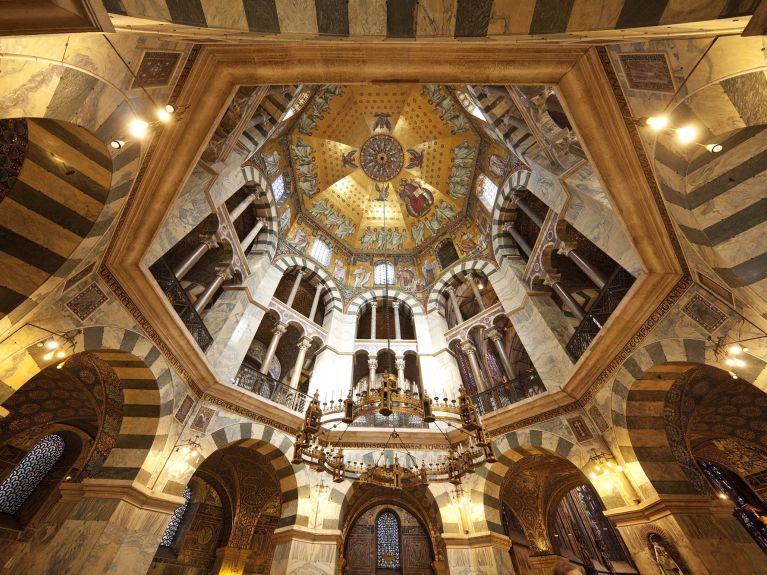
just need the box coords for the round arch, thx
[347,288,423,317]
[273,255,342,315]
[427,259,499,315]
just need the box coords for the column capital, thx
[459,340,477,355]
[368,358,378,368]
[297,337,312,351]
[445,285,456,295]
[273,322,288,336]
[215,264,234,280]
[557,241,577,256]
[395,358,406,370]
[369,299,378,308]
[200,234,219,249]
[542,273,561,287]
[391,299,400,309]
[485,327,502,342]
[294,269,304,278]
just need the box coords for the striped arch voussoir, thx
[427,259,499,315]
[346,288,423,316]
[491,168,532,263]
[273,255,342,313]
[241,165,279,261]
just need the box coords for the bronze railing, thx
[565,267,636,362]
[233,363,309,412]
[472,370,545,416]
[150,258,214,352]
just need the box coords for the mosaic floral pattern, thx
[0,118,28,203]
[0,434,64,515]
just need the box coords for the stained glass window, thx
[160,486,192,547]
[272,174,286,204]
[310,238,332,266]
[374,262,394,285]
[478,175,498,212]
[376,510,401,569]
[0,434,65,515]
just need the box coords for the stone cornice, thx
[59,479,185,515]
[441,531,511,549]
[604,494,735,526]
[271,524,342,545]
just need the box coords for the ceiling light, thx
[45,339,59,350]
[156,105,174,123]
[110,139,124,149]
[128,118,149,138]
[725,358,735,367]
[734,358,746,368]
[42,351,55,361]
[705,143,723,153]
[676,125,697,144]
[645,115,669,131]
[728,343,743,355]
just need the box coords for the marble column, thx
[228,192,257,221]
[545,274,586,322]
[173,234,218,281]
[286,270,304,309]
[309,283,323,324]
[193,265,233,313]
[466,273,485,311]
[260,322,287,375]
[460,340,485,391]
[392,300,401,339]
[486,328,515,380]
[513,196,544,227]
[395,357,406,390]
[559,243,607,289]
[369,300,377,339]
[289,337,312,389]
[9,479,183,575]
[503,222,532,257]
[367,358,377,393]
[241,220,264,253]
[446,286,463,325]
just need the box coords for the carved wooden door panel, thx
[346,522,375,574]
[401,525,433,574]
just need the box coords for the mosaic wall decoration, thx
[447,140,476,199]
[619,53,675,93]
[309,199,356,238]
[681,293,727,333]
[291,138,319,197]
[566,416,594,442]
[588,405,609,433]
[422,84,467,133]
[298,85,343,135]
[174,395,195,423]
[132,51,181,88]
[65,282,109,320]
[190,407,216,432]
[0,118,28,203]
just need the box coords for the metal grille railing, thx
[350,412,430,428]
[150,258,214,352]
[565,267,636,362]
[472,370,545,416]
[233,363,309,412]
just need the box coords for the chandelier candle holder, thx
[292,378,496,489]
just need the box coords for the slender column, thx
[369,300,377,339]
[486,328,515,380]
[289,337,312,389]
[309,283,323,323]
[392,300,402,339]
[559,243,607,289]
[367,358,377,393]
[241,220,264,253]
[446,286,463,325]
[466,273,485,311]
[395,357,406,390]
[260,322,287,375]
[545,275,586,322]
[228,192,257,221]
[193,265,233,313]
[513,197,543,227]
[173,234,218,281]
[286,270,304,308]
[503,222,532,257]
[460,340,485,391]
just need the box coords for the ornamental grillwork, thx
[0,434,64,515]
[376,510,401,569]
[160,486,192,547]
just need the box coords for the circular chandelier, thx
[292,379,496,488]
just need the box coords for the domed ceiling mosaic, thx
[288,84,481,253]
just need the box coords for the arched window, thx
[0,434,65,515]
[310,238,332,266]
[272,174,286,204]
[478,174,498,211]
[376,510,401,569]
[374,261,394,285]
[160,486,192,547]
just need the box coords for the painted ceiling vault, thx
[288,84,481,253]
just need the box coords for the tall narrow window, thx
[310,238,332,266]
[0,434,65,515]
[160,486,192,547]
[374,261,394,285]
[478,174,498,212]
[272,174,286,204]
[376,510,401,569]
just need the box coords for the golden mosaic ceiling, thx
[289,84,480,252]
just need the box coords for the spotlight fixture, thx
[637,116,721,153]
[675,125,697,144]
[128,118,149,138]
[110,139,125,150]
[645,115,669,131]
[711,333,767,380]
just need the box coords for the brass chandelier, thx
[292,378,496,489]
